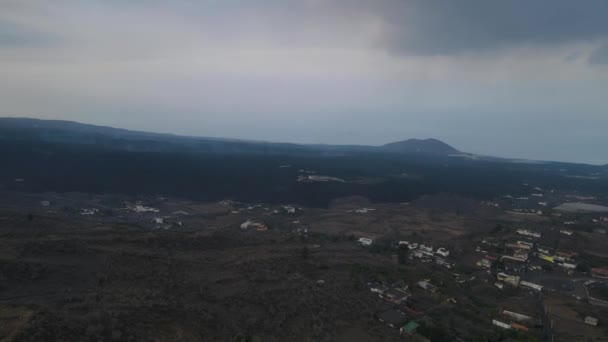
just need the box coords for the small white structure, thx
[477,259,492,268]
[369,283,388,295]
[133,205,159,213]
[435,258,452,269]
[283,206,296,214]
[585,316,599,326]
[516,229,541,238]
[358,238,373,246]
[417,280,437,292]
[497,273,521,287]
[520,281,543,292]
[81,208,99,216]
[560,230,573,236]
[419,244,433,253]
[560,262,577,270]
[502,310,533,322]
[240,220,255,230]
[436,248,450,257]
[517,241,534,249]
[492,320,512,329]
[153,217,164,225]
[353,208,376,214]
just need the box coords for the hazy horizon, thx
[2,1,608,164]
[4,115,607,166]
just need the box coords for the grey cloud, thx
[0,20,58,47]
[154,0,608,56]
[17,0,608,55]
[373,0,608,55]
[589,44,608,65]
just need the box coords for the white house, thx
[492,320,512,329]
[520,281,543,292]
[436,248,450,257]
[358,238,373,246]
[516,229,541,238]
[419,244,433,253]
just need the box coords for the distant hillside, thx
[0,117,316,155]
[382,138,459,155]
[1,117,606,207]
[0,117,457,157]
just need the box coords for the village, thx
[1,185,608,341]
[348,194,608,341]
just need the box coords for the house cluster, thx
[416,279,438,293]
[124,202,160,213]
[358,237,373,246]
[240,219,268,231]
[476,237,528,270]
[271,205,297,215]
[81,208,99,216]
[591,267,608,279]
[297,175,346,183]
[282,205,296,214]
[348,208,376,214]
[516,229,541,238]
[476,239,499,269]
[492,309,537,332]
[399,241,452,268]
[507,208,543,216]
[495,273,543,292]
[298,169,316,174]
[370,283,410,303]
[537,250,578,270]
[503,240,533,262]
[218,199,239,206]
[151,216,182,230]
[369,282,422,336]
[496,272,521,288]
[481,201,500,207]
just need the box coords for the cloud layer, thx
[1,0,607,164]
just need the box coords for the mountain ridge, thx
[0,117,458,156]
[382,138,459,155]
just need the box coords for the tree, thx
[398,245,409,265]
[301,246,309,259]
[491,224,503,234]
[576,262,590,273]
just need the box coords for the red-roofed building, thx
[592,268,608,278]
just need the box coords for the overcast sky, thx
[2,1,608,164]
